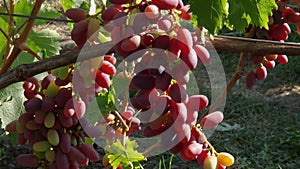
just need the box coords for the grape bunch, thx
[5,74,101,169]
[246,0,300,89]
[98,0,234,168]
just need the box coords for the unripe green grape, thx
[47,129,60,146]
[46,81,60,97]
[44,112,55,128]
[33,141,51,152]
[45,150,56,163]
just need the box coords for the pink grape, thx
[201,111,224,129]
[186,95,209,111]
[145,5,160,19]
[193,44,210,64]
[176,28,193,55]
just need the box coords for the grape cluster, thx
[246,0,300,89]
[99,0,234,168]
[66,8,100,47]
[5,74,101,169]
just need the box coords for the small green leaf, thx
[60,0,75,12]
[106,140,145,169]
[190,0,227,34]
[0,83,26,129]
[96,91,117,116]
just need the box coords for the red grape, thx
[71,20,88,47]
[65,8,87,22]
[109,0,130,5]
[56,151,69,169]
[121,35,141,52]
[77,143,100,162]
[16,154,39,167]
[246,71,256,89]
[276,54,288,64]
[60,132,71,153]
[263,60,276,69]
[169,83,188,103]
[256,66,267,81]
[101,6,120,22]
[67,146,88,163]
[152,0,179,10]
[95,70,111,88]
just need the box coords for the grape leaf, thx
[106,140,145,168]
[35,5,62,26]
[96,91,117,116]
[14,0,33,27]
[27,29,61,59]
[0,17,8,65]
[15,0,61,26]
[227,0,251,31]
[190,0,227,34]
[0,82,26,129]
[60,0,76,12]
[227,0,277,31]
[11,52,37,68]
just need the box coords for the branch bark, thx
[212,35,300,55]
[1,36,300,89]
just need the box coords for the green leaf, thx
[0,82,25,129]
[228,0,277,31]
[190,0,227,34]
[60,0,75,12]
[27,28,61,58]
[11,52,37,68]
[96,91,117,116]
[0,17,8,65]
[11,29,61,68]
[14,0,34,26]
[106,140,145,168]
[35,5,62,26]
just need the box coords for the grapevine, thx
[0,0,300,169]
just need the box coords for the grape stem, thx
[194,127,218,156]
[111,111,129,132]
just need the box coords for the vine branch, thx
[0,0,45,75]
[1,36,300,89]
